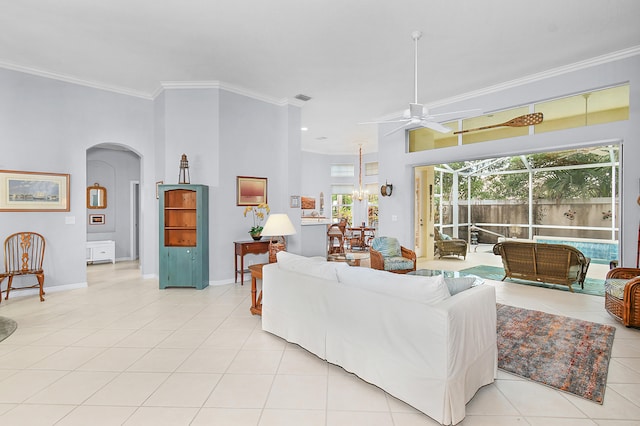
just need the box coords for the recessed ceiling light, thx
[295,94,312,101]
[301,127,308,131]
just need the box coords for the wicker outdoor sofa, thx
[493,241,590,292]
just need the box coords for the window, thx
[331,184,354,224]
[365,162,378,176]
[408,84,630,152]
[330,164,355,177]
[366,183,379,227]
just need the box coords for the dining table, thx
[347,226,376,250]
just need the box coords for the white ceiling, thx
[1,0,639,155]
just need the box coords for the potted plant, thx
[244,203,270,240]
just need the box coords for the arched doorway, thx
[86,143,142,269]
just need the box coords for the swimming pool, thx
[533,236,618,265]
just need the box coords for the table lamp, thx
[261,213,296,263]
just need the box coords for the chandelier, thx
[353,145,368,202]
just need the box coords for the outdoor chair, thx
[434,228,468,260]
[0,232,46,302]
[605,267,640,327]
[370,236,416,274]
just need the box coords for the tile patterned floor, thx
[0,257,638,425]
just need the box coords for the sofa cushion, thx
[277,251,347,281]
[371,237,401,258]
[383,256,415,271]
[605,278,628,300]
[337,266,451,305]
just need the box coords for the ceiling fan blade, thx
[420,121,452,133]
[383,122,410,136]
[359,118,411,125]
[429,108,483,120]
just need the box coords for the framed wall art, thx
[89,214,105,225]
[301,196,316,210]
[0,169,70,212]
[237,176,267,206]
[290,195,300,208]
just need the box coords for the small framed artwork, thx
[0,169,70,212]
[156,180,163,199]
[290,195,300,208]
[301,196,316,210]
[89,214,105,225]
[237,176,268,206]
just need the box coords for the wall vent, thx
[294,94,312,101]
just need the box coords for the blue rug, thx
[459,265,605,296]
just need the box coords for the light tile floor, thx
[0,254,638,425]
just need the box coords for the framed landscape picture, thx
[0,170,70,212]
[237,176,267,206]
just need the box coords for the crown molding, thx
[0,61,154,100]
[378,45,640,121]
[157,80,306,107]
[426,45,640,110]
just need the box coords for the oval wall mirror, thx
[87,183,107,209]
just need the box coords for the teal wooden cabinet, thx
[159,184,209,289]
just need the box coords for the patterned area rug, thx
[0,316,17,343]
[460,264,605,296]
[497,303,615,403]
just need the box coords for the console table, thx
[234,240,270,285]
[86,240,116,264]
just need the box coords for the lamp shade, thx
[261,213,296,237]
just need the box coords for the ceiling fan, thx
[361,30,482,136]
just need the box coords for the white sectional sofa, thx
[262,251,497,425]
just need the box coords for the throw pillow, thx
[441,233,452,240]
[371,237,401,257]
[444,277,477,295]
[337,266,451,305]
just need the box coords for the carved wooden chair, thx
[0,232,46,302]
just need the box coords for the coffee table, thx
[327,252,369,266]
[407,269,484,286]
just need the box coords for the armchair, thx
[605,267,640,327]
[370,237,416,274]
[434,228,468,260]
